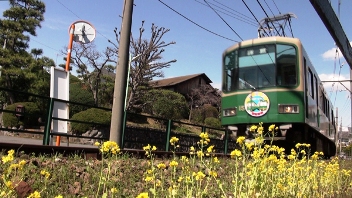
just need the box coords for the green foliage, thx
[190,108,204,124]
[2,102,41,128]
[69,81,95,117]
[70,108,111,134]
[204,117,221,128]
[143,89,189,120]
[191,105,219,124]
[0,0,46,103]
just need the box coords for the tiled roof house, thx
[149,73,213,96]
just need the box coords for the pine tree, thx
[0,0,45,104]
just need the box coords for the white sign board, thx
[50,67,69,133]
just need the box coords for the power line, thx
[241,0,269,37]
[30,38,61,53]
[333,56,344,106]
[329,48,339,99]
[157,0,239,42]
[203,0,243,41]
[255,0,281,36]
[263,0,275,16]
[55,0,113,43]
[194,0,257,27]
[271,0,281,14]
[204,0,258,26]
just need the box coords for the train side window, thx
[307,69,313,98]
[319,88,324,110]
[276,44,297,86]
[314,76,318,105]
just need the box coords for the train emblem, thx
[244,91,270,117]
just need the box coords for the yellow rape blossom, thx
[5,181,13,189]
[214,157,220,163]
[157,163,166,169]
[194,171,206,181]
[249,125,257,132]
[169,137,179,145]
[28,191,41,198]
[199,132,209,140]
[110,187,118,193]
[230,149,242,158]
[169,160,178,167]
[99,141,120,155]
[268,124,276,132]
[144,176,153,182]
[236,136,246,145]
[209,170,218,177]
[197,151,204,158]
[136,192,149,198]
[207,145,215,153]
[40,170,51,179]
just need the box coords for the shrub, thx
[190,108,204,124]
[143,89,189,121]
[69,82,95,117]
[2,102,41,128]
[70,108,111,134]
[191,105,219,124]
[204,117,221,128]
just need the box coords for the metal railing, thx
[0,87,236,154]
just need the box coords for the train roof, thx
[224,36,301,53]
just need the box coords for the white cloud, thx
[319,73,351,94]
[321,47,339,60]
[321,42,352,61]
[211,82,221,90]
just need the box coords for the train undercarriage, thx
[227,123,336,158]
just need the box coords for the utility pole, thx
[110,0,134,146]
[336,107,339,155]
[350,68,352,136]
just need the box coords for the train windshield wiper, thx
[239,78,256,90]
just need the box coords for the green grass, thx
[1,123,352,198]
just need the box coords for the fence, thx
[0,87,238,154]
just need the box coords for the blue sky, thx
[1,0,351,129]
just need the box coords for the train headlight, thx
[223,108,236,117]
[278,104,299,113]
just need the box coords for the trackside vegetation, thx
[1,123,352,197]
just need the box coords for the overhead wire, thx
[271,0,281,14]
[203,0,243,41]
[328,48,339,98]
[333,51,343,107]
[340,95,350,117]
[241,0,270,37]
[203,0,258,27]
[55,0,112,43]
[31,38,61,53]
[157,0,239,42]
[213,0,256,21]
[194,0,257,27]
[263,0,275,17]
[255,0,281,36]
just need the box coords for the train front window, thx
[238,45,276,90]
[223,43,297,92]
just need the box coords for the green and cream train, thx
[221,36,336,157]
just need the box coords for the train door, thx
[304,58,308,119]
